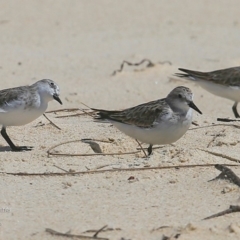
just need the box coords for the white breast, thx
[0,99,48,127]
[112,109,193,145]
[198,81,240,102]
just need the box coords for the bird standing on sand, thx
[0,79,62,151]
[92,86,202,156]
[176,67,240,118]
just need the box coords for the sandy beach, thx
[1,0,240,239]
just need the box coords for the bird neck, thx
[167,99,190,115]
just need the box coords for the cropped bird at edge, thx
[0,79,62,151]
[175,67,240,118]
[92,86,202,156]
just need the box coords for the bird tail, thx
[91,108,120,121]
[175,68,207,80]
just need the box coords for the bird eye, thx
[178,94,182,98]
[50,82,54,87]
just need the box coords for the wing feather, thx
[0,86,30,112]
[177,67,240,87]
[92,99,169,128]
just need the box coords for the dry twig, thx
[43,113,61,130]
[2,164,239,177]
[217,118,240,122]
[53,165,69,173]
[93,225,108,238]
[203,205,240,220]
[209,164,240,187]
[82,138,114,143]
[111,59,171,76]
[45,225,108,239]
[46,108,80,113]
[55,111,94,118]
[83,227,121,234]
[47,139,140,157]
[192,121,199,126]
[207,129,225,148]
[48,151,140,158]
[198,148,240,163]
[46,106,94,119]
[151,226,170,232]
[190,123,240,131]
[135,139,148,158]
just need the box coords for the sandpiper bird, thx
[175,67,240,118]
[92,86,202,156]
[0,79,62,151]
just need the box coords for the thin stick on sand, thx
[111,59,172,76]
[43,113,61,130]
[45,225,109,239]
[47,139,140,157]
[2,164,239,177]
[203,205,240,220]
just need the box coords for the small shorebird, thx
[175,67,240,118]
[0,79,62,151]
[92,86,202,156]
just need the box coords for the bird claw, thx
[12,146,33,152]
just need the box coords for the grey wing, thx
[209,67,240,86]
[177,67,240,87]
[94,99,169,128]
[0,87,28,112]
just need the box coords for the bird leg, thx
[1,127,33,151]
[147,144,153,156]
[232,102,240,118]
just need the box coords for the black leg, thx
[147,144,153,156]
[232,102,240,118]
[1,127,33,151]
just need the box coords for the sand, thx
[1,0,240,239]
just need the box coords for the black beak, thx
[53,94,62,105]
[188,101,202,114]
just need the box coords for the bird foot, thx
[11,146,33,152]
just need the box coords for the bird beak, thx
[53,94,62,105]
[188,101,202,114]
